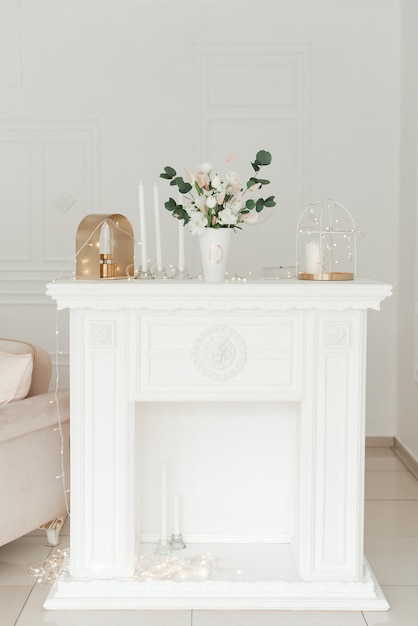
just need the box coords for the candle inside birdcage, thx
[296,199,360,281]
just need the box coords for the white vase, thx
[198,228,232,283]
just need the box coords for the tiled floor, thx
[1,447,418,625]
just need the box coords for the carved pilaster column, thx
[69,310,135,578]
[297,310,366,580]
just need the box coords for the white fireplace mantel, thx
[45,278,391,611]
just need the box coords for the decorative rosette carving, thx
[192,325,246,380]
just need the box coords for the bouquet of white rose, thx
[160,150,276,235]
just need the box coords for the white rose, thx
[189,212,207,235]
[184,203,196,217]
[211,174,222,190]
[225,199,244,213]
[218,208,238,226]
[206,195,217,209]
[195,196,207,212]
[197,162,212,175]
[225,171,240,187]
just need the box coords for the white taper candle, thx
[153,183,163,271]
[138,182,148,271]
[178,222,185,272]
[173,492,180,536]
[160,463,168,544]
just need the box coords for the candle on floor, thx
[138,182,148,271]
[173,492,180,537]
[160,463,168,545]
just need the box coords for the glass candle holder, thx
[296,199,359,281]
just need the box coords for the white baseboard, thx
[393,439,418,481]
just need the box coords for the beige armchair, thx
[0,338,70,547]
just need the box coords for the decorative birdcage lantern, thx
[76,213,134,279]
[296,199,358,281]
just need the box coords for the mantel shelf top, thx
[46,277,392,312]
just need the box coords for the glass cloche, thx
[296,199,359,281]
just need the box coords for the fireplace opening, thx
[135,401,299,546]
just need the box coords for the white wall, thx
[0,0,400,436]
[397,0,418,459]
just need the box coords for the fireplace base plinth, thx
[44,543,389,611]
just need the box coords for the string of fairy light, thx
[29,551,242,585]
[38,220,245,586]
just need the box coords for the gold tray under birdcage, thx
[298,271,354,281]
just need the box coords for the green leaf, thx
[264,196,276,207]
[160,166,176,179]
[257,178,270,186]
[246,199,255,210]
[256,198,265,212]
[255,150,272,166]
[164,197,177,212]
[170,177,192,194]
[194,180,203,196]
[173,208,189,223]
[181,182,193,193]
[246,177,259,189]
[251,160,260,173]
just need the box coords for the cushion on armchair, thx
[0,338,51,398]
[0,351,33,406]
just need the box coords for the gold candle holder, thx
[76,214,134,280]
[298,271,354,281]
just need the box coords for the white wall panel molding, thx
[0,269,75,304]
[0,119,99,133]
[0,1,22,86]
[195,42,310,204]
[0,118,98,270]
[51,351,69,369]
[194,42,310,274]
[289,0,398,6]
[0,138,31,260]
